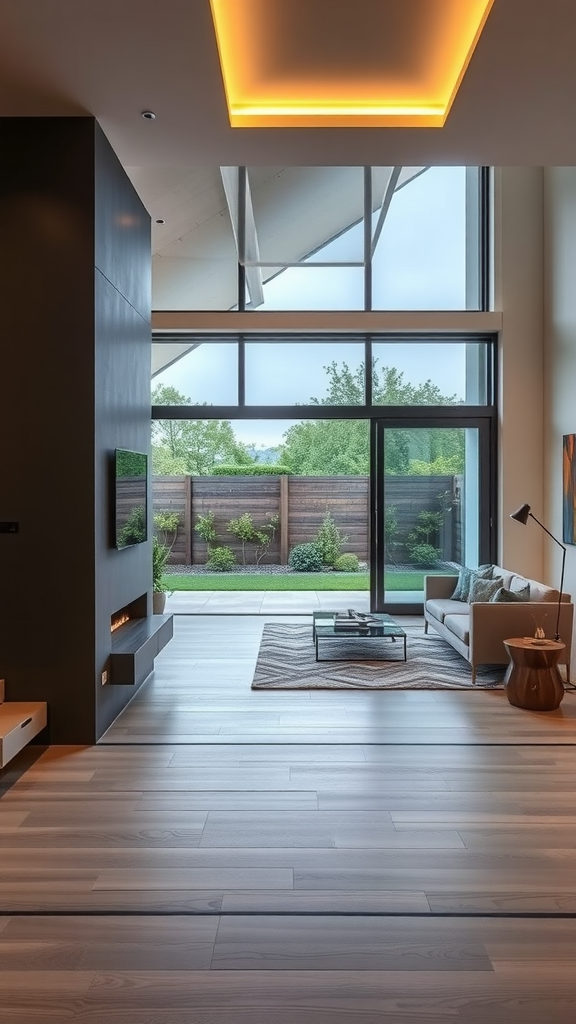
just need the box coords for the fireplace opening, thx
[111,611,130,633]
[110,593,148,633]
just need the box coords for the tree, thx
[152,383,252,474]
[279,360,464,476]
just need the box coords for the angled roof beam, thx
[220,166,264,308]
[371,167,431,257]
[370,167,402,257]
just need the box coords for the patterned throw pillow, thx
[468,575,504,603]
[450,565,493,603]
[491,583,530,603]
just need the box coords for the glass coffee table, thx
[312,611,407,663]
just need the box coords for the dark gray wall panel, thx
[95,272,152,737]
[0,117,152,744]
[0,118,97,743]
[95,123,151,322]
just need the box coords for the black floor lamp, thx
[509,503,566,641]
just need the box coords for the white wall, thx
[544,168,576,632]
[494,167,546,579]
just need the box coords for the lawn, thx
[162,571,449,592]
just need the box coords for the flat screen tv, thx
[114,449,148,549]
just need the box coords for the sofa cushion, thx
[443,614,470,644]
[468,575,504,603]
[524,578,560,602]
[493,568,561,602]
[450,565,493,602]
[427,598,470,623]
[491,583,530,603]
[491,565,516,589]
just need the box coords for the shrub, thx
[152,535,170,592]
[227,511,279,565]
[314,510,348,567]
[153,509,180,552]
[211,465,293,475]
[405,508,443,567]
[333,553,360,572]
[407,543,439,567]
[253,513,279,565]
[227,512,257,565]
[194,510,218,545]
[288,542,324,572]
[206,546,237,571]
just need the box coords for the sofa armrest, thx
[469,601,574,666]
[424,574,458,602]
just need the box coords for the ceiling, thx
[1,0,574,168]
[0,0,574,308]
[208,0,496,128]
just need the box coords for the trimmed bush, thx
[194,510,218,545]
[315,510,347,567]
[206,546,237,571]
[211,465,293,476]
[288,542,324,572]
[407,543,439,567]
[333,553,360,572]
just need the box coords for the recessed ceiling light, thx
[141,110,156,120]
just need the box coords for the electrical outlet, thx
[101,670,108,686]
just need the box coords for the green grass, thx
[162,570,449,592]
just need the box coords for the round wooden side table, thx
[503,638,566,711]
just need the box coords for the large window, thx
[218,166,488,312]
[152,335,493,409]
[152,334,497,612]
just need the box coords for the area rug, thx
[251,623,505,690]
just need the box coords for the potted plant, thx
[152,535,170,613]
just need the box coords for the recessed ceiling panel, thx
[209,0,495,127]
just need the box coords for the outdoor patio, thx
[164,589,422,614]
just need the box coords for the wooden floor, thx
[2,614,576,1022]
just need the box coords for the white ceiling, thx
[1,0,574,167]
[1,0,574,308]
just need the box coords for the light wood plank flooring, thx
[1,613,576,1022]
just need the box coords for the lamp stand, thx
[527,511,566,641]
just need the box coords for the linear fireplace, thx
[109,593,173,686]
[110,594,148,633]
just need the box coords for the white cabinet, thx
[0,702,48,768]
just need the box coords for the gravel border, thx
[162,561,452,576]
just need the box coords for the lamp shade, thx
[510,503,531,524]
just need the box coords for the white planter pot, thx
[153,591,167,614]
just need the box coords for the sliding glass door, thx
[371,418,495,613]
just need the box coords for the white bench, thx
[0,687,48,768]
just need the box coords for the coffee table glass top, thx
[313,611,407,662]
[313,611,405,639]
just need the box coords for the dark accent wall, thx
[0,118,152,743]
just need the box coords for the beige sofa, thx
[424,565,573,683]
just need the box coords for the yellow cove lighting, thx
[209,0,495,128]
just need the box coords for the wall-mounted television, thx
[114,449,148,550]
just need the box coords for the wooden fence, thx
[152,474,461,566]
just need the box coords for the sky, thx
[153,167,472,448]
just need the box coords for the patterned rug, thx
[251,623,505,690]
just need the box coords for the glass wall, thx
[371,341,489,406]
[233,165,487,312]
[151,165,488,313]
[244,341,365,405]
[381,426,480,606]
[371,167,472,310]
[152,342,238,406]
